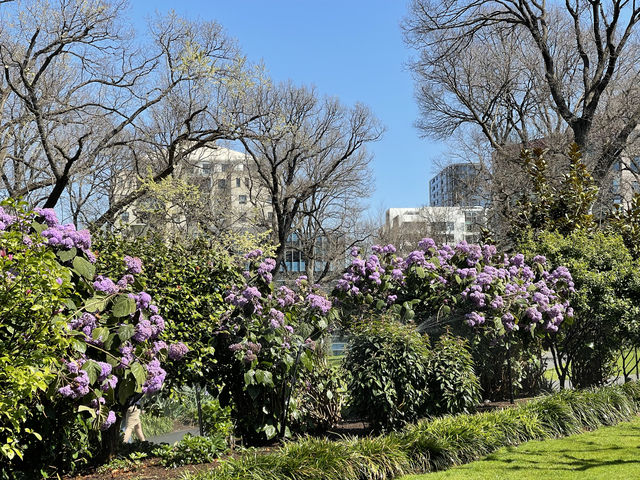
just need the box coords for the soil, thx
[66,457,217,480]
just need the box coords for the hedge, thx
[184,382,640,480]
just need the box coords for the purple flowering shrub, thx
[0,201,187,459]
[217,251,333,442]
[333,240,575,399]
[335,240,574,338]
[0,200,74,461]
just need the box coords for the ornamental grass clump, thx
[183,382,640,480]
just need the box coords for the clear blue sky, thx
[128,1,446,217]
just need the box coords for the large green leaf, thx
[57,247,77,262]
[130,362,146,389]
[72,256,95,280]
[112,295,136,318]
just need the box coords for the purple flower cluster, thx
[58,370,90,399]
[124,255,143,274]
[0,206,17,231]
[307,293,332,314]
[101,410,116,431]
[93,275,119,294]
[336,237,574,337]
[168,342,189,360]
[142,358,166,394]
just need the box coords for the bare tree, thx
[293,166,374,285]
[0,1,259,225]
[404,0,640,185]
[239,81,383,278]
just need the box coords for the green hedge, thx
[184,382,640,480]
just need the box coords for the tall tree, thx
[240,81,382,278]
[0,1,258,225]
[404,0,640,185]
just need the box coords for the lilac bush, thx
[333,239,575,398]
[217,251,333,442]
[1,202,187,445]
[335,240,574,338]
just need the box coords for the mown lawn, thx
[401,416,640,480]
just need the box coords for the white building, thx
[384,206,485,250]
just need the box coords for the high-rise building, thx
[429,163,487,207]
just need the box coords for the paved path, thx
[147,426,200,445]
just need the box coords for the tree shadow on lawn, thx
[478,438,640,473]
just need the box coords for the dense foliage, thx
[520,229,640,388]
[93,232,254,392]
[0,201,73,461]
[0,201,186,475]
[290,356,345,434]
[154,433,228,467]
[333,240,574,399]
[343,319,432,431]
[427,333,481,415]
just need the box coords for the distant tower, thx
[429,163,486,207]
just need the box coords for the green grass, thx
[400,416,640,480]
[544,349,640,382]
[327,354,344,367]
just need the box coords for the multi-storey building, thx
[429,163,487,207]
[384,206,485,251]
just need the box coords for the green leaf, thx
[84,296,107,313]
[71,338,86,354]
[118,324,135,342]
[73,256,95,280]
[130,362,146,389]
[112,295,136,318]
[31,221,46,235]
[57,247,77,262]
[263,424,277,439]
[82,360,100,384]
[118,378,136,405]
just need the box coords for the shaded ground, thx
[66,457,217,480]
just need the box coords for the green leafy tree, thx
[520,229,640,388]
[511,144,599,241]
[0,200,72,461]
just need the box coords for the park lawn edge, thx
[181,381,640,480]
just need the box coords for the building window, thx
[238,195,247,204]
[267,211,274,221]
[221,164,229,172]
[201,162,211,175]
[121,211,129,222]
[218,179,227,189]
[236,177,241,188]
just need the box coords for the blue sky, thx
[128,1,446,217]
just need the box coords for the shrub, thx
[290,356,345,434]
[0,201,188,475]
[201,399,233,438]
[343,319,432,432]
[520,229,640,388]
[333,240,574,400]
[427,333,480,415]
[216,257,332,443]
[153,433,228,467]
